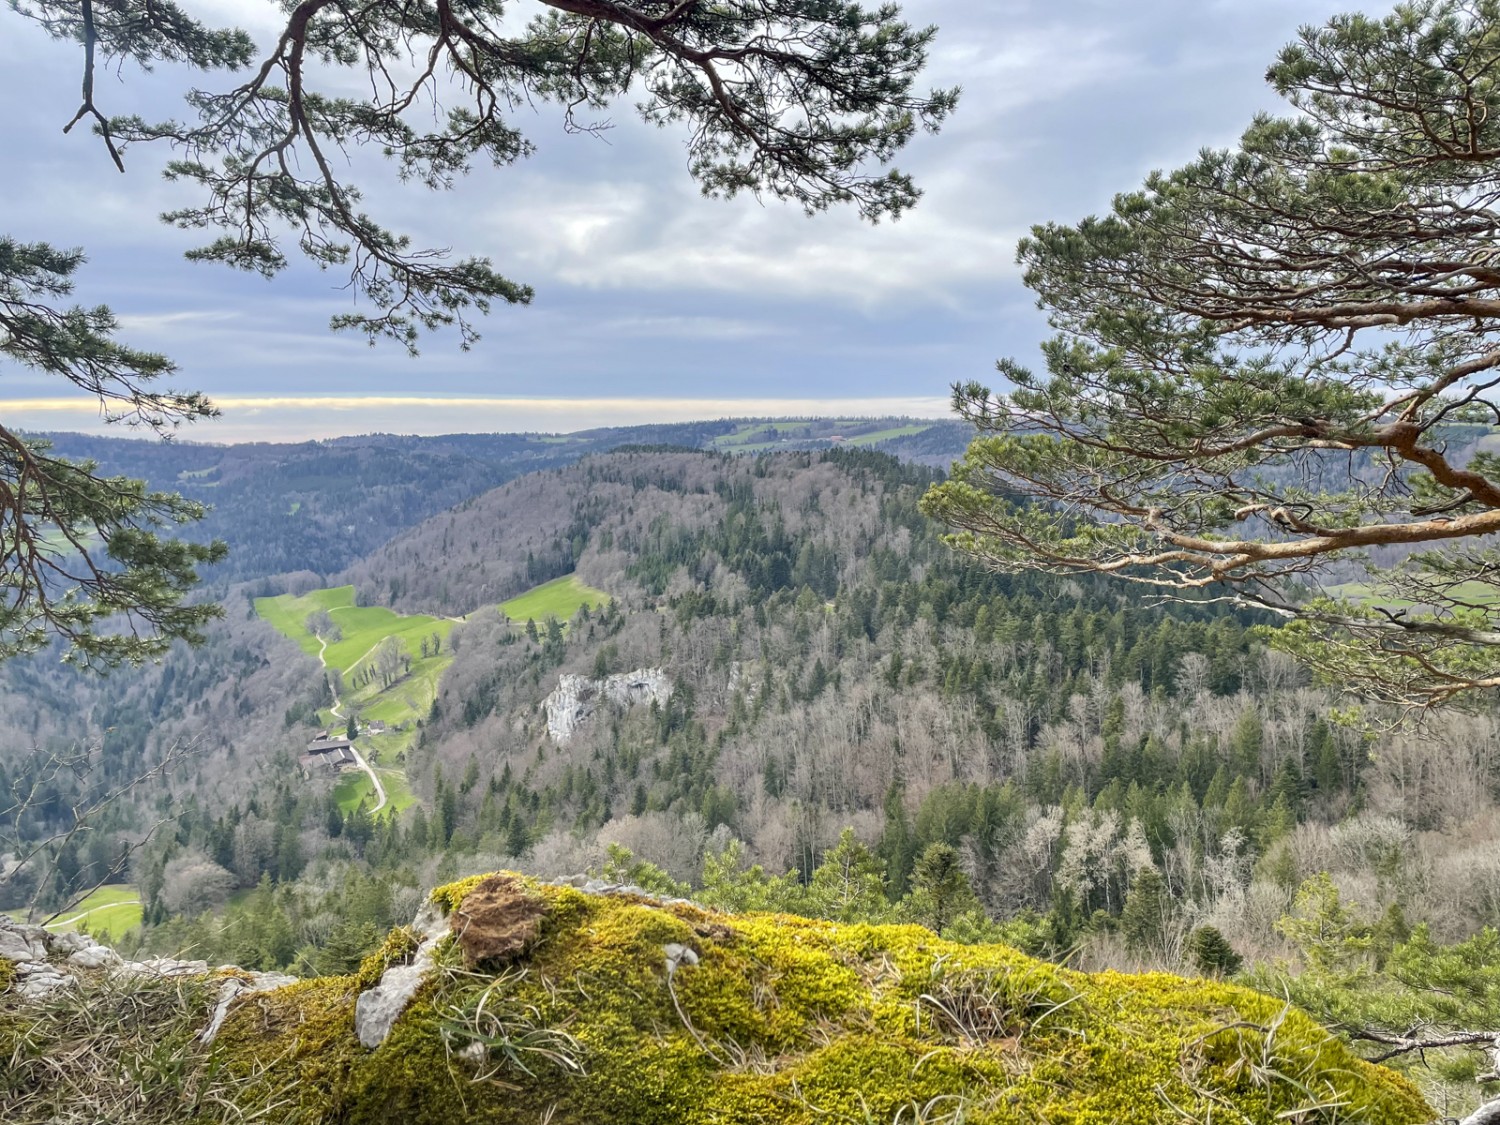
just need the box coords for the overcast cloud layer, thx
[1,0,1346,442]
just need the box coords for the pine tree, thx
[1120,868,1173,958]
[921,0,1500,707]
[1187,925,1243,978]
[807,829,889,923]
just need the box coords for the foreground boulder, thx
[2,874,1431,1124]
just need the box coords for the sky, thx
[1,0,1349,443]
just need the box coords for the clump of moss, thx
[0,958,13,995]
[0,874,1437,1125]
[355,924,421,989]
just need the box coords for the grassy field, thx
[500,575,608,623]
[254,585,357,656]
[257,585,456,812]
[333,758,419,815]
[843,424,931,446]
[706,419,933,453]
[1323,579,1500,610]
[255,585,456,670]
[6,885,141,943]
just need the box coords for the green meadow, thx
[6,884,142,944]
[1324,579,1500,611]
[499,574,608,624]
[705,419,934,453]
[333,768,418,815]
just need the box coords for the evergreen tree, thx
[1187,925,1243,978]
[903,843,981,934]
[807,829,889,923]
[1120,868,1173,958]
[922,0,1500,707]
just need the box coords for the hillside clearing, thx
[6,885,141,943]
[499,575,608,624]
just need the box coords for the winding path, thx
[315,636,388,815]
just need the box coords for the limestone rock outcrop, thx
[543,667,672,742]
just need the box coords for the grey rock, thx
[663,943,699,975]
[354,900,449,1049]
[0,923,47,963]
[67,945,122,970]
[48,931,93,955]
[14,961,73,999]
[544,668,672,743]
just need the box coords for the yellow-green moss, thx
[0,873,1436,1125]
[0,957,13,995]
[373,877,1427,1125]
[211,976,365,1123]
[355,924,421,990]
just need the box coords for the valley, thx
[3,435,1500,1115]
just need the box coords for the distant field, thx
[255,585,357,656]
[333,758,419,816]
[257,585,457,807]
[323,607,455,670]
[376,769,418,812]
[707,419,933,453]
[843,424,931,446]
[500,575,608,623]
[6,885,141,943]
[256,585,454,670]
[1324,580,1500,610]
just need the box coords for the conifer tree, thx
[923,0,1500,708]
[903,842,981,934]
[1187,925,1243,978]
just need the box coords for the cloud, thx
[0,0,1356,435]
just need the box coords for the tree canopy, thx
[922,0,1500,709]
[3,0,956,664]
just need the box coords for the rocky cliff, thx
[0,876,1434,1125]
[543,667,672,742]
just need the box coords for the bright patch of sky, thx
[1,0,1345,442]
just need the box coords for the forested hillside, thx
[34,418,965,589]
[6,445,1500,1113]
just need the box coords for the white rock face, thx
[0,922,47,964]
[354,900,450,1049]
[544,668,672,743]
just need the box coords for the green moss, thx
[211,976,365,1123]
[0,875,1436,1125]
[0,958,13,995]
[355,925,421,990]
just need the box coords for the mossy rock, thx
[217,876,1430,1124]
[1,874,1435,1125]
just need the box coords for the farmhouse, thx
[300,735,356,773]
